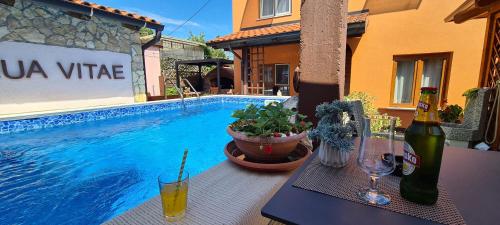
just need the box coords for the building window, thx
[275,64,290,85]
[391,53,451,107]
[393,60,416,104]
[260,0,291,19]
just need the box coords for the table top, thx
[105,161,290,225]
[261,141,500,225]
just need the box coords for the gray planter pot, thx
[318,141,351,168]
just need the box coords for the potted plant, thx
[309,100,355,167]
[227,102,312,162]
[438,104,463,123]
[463,87,480,109]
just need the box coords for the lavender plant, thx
[309,100,356,151]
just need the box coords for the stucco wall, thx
[230,0,485,117]
[144,46,162,97]
[232,0,301,31]
[233,44,299,95]
[0,0,146,115]
[346,0,486,108]
[263,44,300,95]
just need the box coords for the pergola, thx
[446,0,500,150]
[175,58,233,91]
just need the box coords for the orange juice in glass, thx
[158,171,189,221]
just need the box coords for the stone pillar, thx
[298,0,348,124]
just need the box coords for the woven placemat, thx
[293,154,466,225]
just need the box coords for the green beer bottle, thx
[400,87,445,205]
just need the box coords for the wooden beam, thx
[175,62,180,88]
[453,6,488,23]
[216,61,221,90]
[231,48,242,60]
[477,0,499,7]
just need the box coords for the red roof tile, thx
[64,0,162,25]
[208,12,368,44]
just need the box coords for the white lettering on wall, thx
[0,41,134,114]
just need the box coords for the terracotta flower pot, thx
[227,127,307,162]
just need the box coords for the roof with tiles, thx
[208,11,368,44]
[140,35,206,46]
[63,0,162,25]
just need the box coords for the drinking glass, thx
[158,171,189,222]
[357,115,396,205]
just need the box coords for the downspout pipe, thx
[141,28,163,100]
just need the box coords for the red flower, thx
[273,132,281,137]
[263,144,272,154]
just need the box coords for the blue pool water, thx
[0,100,260,225]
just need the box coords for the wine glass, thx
[357,115,396,205]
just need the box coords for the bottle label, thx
[417,101,430,112]
[403,142,420,175]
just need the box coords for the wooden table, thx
[261,143,500,225]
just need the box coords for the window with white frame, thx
[260,0,291,19]
[275,64,290,85]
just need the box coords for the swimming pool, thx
[0,96,286,225]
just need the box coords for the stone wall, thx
[0,0,147,102]
[160,41,204,60]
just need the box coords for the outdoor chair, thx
[441,88,493,148]
[283,96,299,111]
[348,100,365,137]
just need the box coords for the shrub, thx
[439,104,463,123]
[344,92,402,128]
[344,92,377,115]
[165,87,178,96]
[463,88,480,109]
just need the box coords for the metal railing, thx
[166,78,186,109]
[183,79,200,99]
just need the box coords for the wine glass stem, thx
[369,176,380,192]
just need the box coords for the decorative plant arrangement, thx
[463,88,480,109]
[227,102,312,162]
[230,103,311,137]
[309,100,356,167]
[438,104,463,123]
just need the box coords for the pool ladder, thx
[183,79,200,100]
[166,79,186,110]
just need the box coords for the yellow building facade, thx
[208,0,486,126]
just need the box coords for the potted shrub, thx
[227,102,312,162]
[309,100,355,168]
[438,104,463,123]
